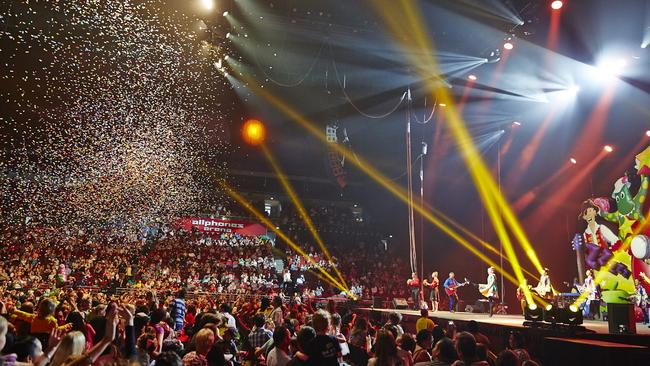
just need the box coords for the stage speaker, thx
[392,298,408,309]
[372,296,383,308]
[607,303,636,334]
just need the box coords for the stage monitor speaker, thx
[607,303,636,334]
[372,296,383,308]
[392,298,408,309]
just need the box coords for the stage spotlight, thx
[200,0,214,11]
[223,11,229,17]
[598,58,627,77]
[604,145,613,153]
[543,304,558,323]
[524,303,543,322]
[551,1,563,10]
[570,158,577,164]
[468,74,478,81]
[568,85,580,95]
[504,42,514,50]
[559,305,583,325]
[242,119,266,146]
[646,130,650,137]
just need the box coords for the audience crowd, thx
[0,202,538,366]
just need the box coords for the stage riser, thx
[355,308,650,363]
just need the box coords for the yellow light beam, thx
[368,0,538,302]
[219,180,350,293]
[427,203,540,280]
[235,73,521,289]
[261,143,349,290]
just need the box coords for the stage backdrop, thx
[174,217,267,236]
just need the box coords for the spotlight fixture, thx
[646,130,650,137]
[524,303,543,322]
[200,0,214,11]
[559,305,583,325]
[604,145,614,153]
[543,304,558,323]
[468,74,478,81]
[223,11,229,16]
[242,119,266,146]
[570,158,577,164]
[504,42,514,50]
[551,1,563,10]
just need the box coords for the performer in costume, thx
[443,272,459,312]
[423,271,440,312]
[583,269,600,320]
[407,272,420,310]
[479,267,498,317]
[533,268,553,300]
[516,280,528,314]
[634,278,649,324]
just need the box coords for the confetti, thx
[1,0,233,233]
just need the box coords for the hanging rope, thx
[254,39,326,88]
[331,58,406,119]
[412,97,437,124]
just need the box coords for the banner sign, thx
[174,217,267,236]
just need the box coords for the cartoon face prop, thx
[614,186,635,216]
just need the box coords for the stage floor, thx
[358,308,650,336]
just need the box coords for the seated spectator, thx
[475,344,494,366]
[416,310,435,334]
[11,336,43,364]
[385,313,404,336]
[429,337,458,366]
[304,310,341,365]
[287,326,315,366]
[10,299,70,346]
[368,330,404,366]
[452,332,488,366]
[413,330,433,363]
[466,321,489,349]
[267,325,291,366]
[157,351,183,366]
[248,314,272,350]
[495,350,518,366]
[48,331,85,366]
[182,328,214,366]
[506,332,530,364]
[384,326,412,366]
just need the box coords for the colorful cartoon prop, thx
[578,145,650,300]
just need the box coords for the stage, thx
[355,307,650,365]
[357,307,650,335]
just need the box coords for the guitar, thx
[444,278,470,296]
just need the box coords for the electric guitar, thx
[444,278,470,296]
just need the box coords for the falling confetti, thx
[1,0,234,232]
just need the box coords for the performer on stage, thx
[479,267,498,317]
[516,279,528,314]
[533,268,553,300]
[407,272,420,310]
[443,272,459,312]
[423,271,440,312]
[583,269,600,320]
[634,278,649,324]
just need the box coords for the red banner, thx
[174,217,267,236]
